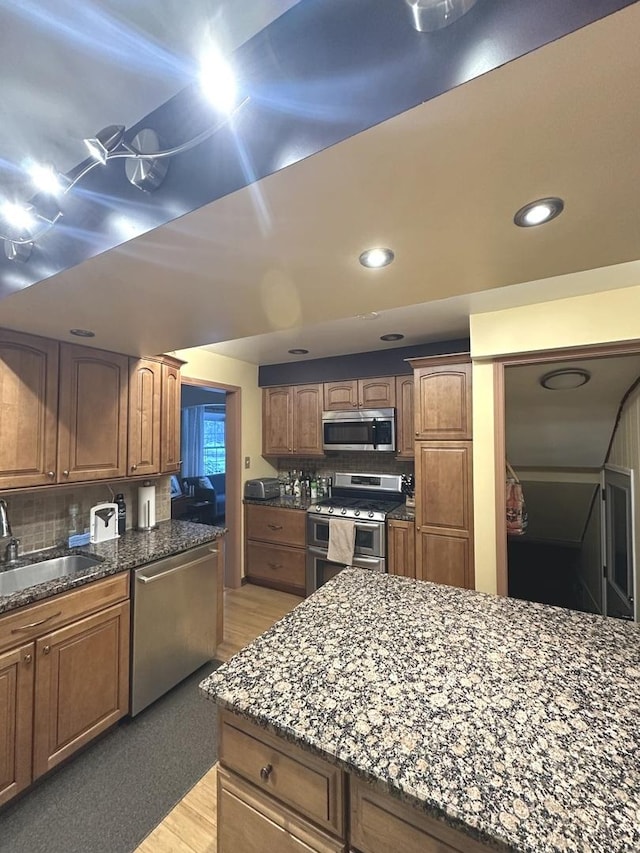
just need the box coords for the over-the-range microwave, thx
[322,408,396,452]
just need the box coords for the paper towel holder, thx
[137,480,158,532]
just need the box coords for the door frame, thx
[491,339,640,597]
[181,375,242,590]
[602,463,636,618]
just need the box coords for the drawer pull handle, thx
[268,562,283,570]
[260,764,273,782]
[11,611,62,633]
[267,524,283,531]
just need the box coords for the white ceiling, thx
[0,4,639,363]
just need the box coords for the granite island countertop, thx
[201,568,640,853]
[0,519,225,615]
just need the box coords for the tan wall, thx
[174,347,277,577]
[607,382,640,620]
[470,284,640,595]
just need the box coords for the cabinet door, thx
[128,358,161,476]
[387,519,416,579]
[395,375,414,458]
[414,362,471,440]
[416,531,472,589]
[323,380,357,410]
[415,442,472,536]
[160,362,181,473]
[57,344,129,482]
[293,384,324,455]
[0,330,59,488]
[358,377,395,409]
[0,643,34,807]
[263,387,293,455]
[33,601,130,779]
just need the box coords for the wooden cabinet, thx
[0,574,129,805]
[409,355,474,590]
[128,357,162,476]
[413,357,471,440]
[0,642,34,807]
[323,377,395,410]
[350,776,493,853]
[395,375,414,458]
[387,518,416,579]
[245,505,307,594]
[57,343,129,483]
[263,384,324,457]
[0,330,59,489]
[160,360,182,473]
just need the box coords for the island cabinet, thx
[217,709,346,853]
[408,355,473,590]
[245,504,307,595]
[387,518,416,579]
[323,376,395,411]
[0,574,130,806]
[263,384,324,457]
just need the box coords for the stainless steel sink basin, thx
[0,554,103,596]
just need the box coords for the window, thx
[203,406,225,474]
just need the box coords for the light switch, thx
[244,456,251,469]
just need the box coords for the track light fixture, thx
[1,88,248,262]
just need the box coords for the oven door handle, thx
[307,546,382,568]
[309,517,381,531]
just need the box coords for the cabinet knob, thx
[62,470,69,478]
[131,464,138,471]
[268,562,283,570]
[43,645,51,655]
[47,470,55,479]
[267,524,283,531]
[260,764,273,781]
[24,652,32,664]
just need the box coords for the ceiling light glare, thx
[540,368,590,390]
[69,328,96,338]
[199,50,237,114]
[514,197,564,227]
[1,201,36,233]
[288,348,309,355]
[28,163,64,195]
[359,247,395,269]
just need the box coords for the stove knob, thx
[354,510,360,517]
[328,507,334,514]
[341,508,347,515]
[368,511,374,518]
[315,506,322,512]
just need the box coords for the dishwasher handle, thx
[136,547,218,584]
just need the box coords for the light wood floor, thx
[135,583,302,853]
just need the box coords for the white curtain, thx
[181,405,205,477]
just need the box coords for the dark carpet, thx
[0,660,221,853]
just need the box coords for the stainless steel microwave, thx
[322,408,396,452]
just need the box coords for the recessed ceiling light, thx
[359,247,395,268]
[380,333,405,342]
[540,368,590,390]
[288,348,309,355]
[69,328,96,338]
[514,197,564,227]
[355,312,380,321]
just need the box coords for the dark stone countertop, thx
[244,496,312,511]
[201,568,640,853]
[0,519,225,615]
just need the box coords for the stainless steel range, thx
[306,472,403,594]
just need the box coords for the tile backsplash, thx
[0,476,171,555]
[276,453,414,479]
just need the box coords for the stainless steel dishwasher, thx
[131,541,219,716]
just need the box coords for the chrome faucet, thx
[0,499,19,565]
[0,499,10,539]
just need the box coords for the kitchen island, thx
[201,568,640,853]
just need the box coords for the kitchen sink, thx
[0,554,103,596]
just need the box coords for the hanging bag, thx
[506,462,528,536]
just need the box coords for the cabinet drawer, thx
[246,505,306,547]
[246,542,305,591]
[0,573,129,655]
[218,767,345,853]
[219,710,344,837]
[350,776,492,853]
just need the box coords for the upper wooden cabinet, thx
[160,360,182,473]
[58,344,129,483]
[0,330,59,489]
[324,377,395,410]
[263,384,324,457]
[410,356,471,440]
[128,358,162,477]
[395,375,414,458]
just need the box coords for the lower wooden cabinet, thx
[416,531,472,589]
[245,505,307,595]
[0,575,130,806]
[387,519,416,579]
[0,643,34,807]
